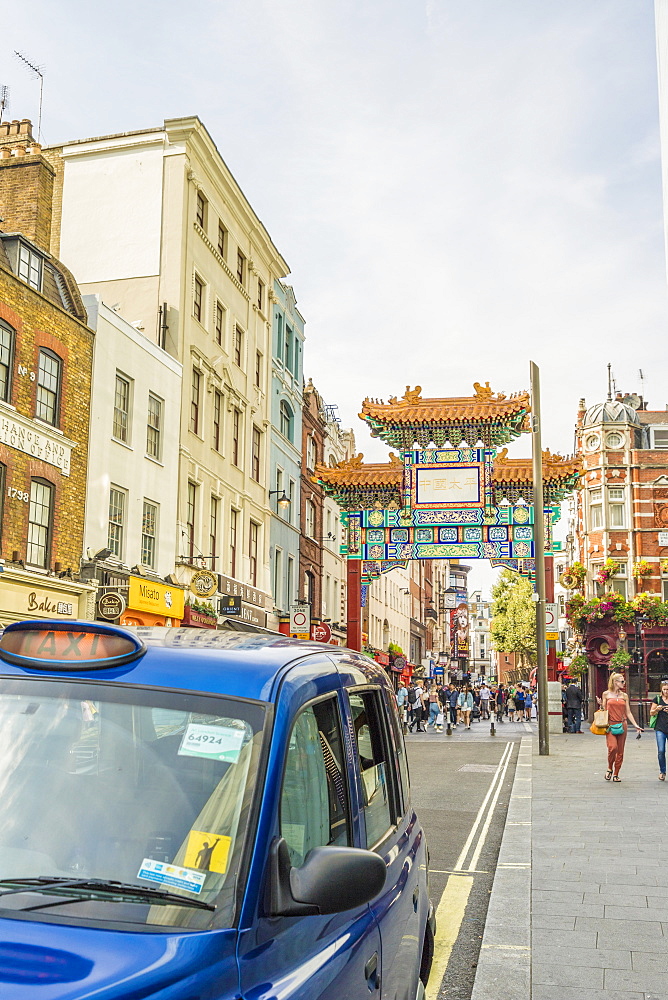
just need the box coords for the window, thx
[349,691,397,847]
[608,487,625,528]
[213,389,222,451]
[306,436,317,470]
[141,500,158,568]
[27,478,53,567]
[249,520,259,586]
[146,393,162,459]
[236,250,245,285]
[36,349,61,426]
[210,496,219,572]
[276,312,283,355]
[611,561,627,598]
[230,508,238,576]
[196,191,207,230]
[107,486,126,559]
[275,467,284,499]
[215,301,225,346]
[193,275,204,322]
[287,555,294,608]
[589,488,602,529]
[305,499,315,538]
[279,400,293,441]
[0,463,4,545]
[280,697,351,868]
[255,350,262,388]
[18,242,42,290]
[232,407,241,466]
[305,570,315,607]
[113,373,130,442]
[234,326,243,367]
[217,221,227,258]
[653,429,668,449]
[288,479,295,525]
[251,426,261,482]
[274,547,283,611]
[0,320,14,403]
[284,326,291,370]
[190,368,201,435]
[186,482,197,563]
[257,278,264,312]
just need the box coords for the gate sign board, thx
[290,604,311,640]
[545,602,559,641]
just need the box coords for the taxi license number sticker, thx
[137,858,206,895]
[178,723,245,762]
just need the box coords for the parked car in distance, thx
[0,619,435,999]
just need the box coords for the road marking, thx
[429,868,488,875]
[481,944,530,951]
[425,874,474,1000]
[453,742,513,870]
[467,739,513,872]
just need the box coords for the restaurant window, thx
[28,478,54,568]
[186,481,197,563]
[107,486,126,560]
[0,320,14,403]
[190,368,201,435]
[146,393,162,460]
[230,508,238,577]
[249,520,259,587]
[251,426,261,482]
[141,500,158,569]
[36,349,62,426]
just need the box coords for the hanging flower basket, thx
[632,559,653,579]
[596,558,619,586]
[559,562,586,589]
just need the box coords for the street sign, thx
[290,604,311,640]
[312,622,332,643]
[659,531,668,547]
[434,666,444,675]
[97,591,126,621]
[545,602,559,641]
[219,596,242,616]
[550,540,563,551]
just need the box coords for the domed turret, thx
[583,400,640,427]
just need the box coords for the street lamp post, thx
[531,361,549,756]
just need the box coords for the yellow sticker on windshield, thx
[184,830,231,874]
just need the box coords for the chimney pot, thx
[0,148,11,159]
[28,143,42,155]
[11,145,26,157]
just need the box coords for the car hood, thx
[0,917,238,999]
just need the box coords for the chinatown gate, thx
[313,384,581,678]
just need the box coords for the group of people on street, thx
[395,679,537,733]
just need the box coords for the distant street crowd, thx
[396,680,537,733]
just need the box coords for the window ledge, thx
[35,417,64,436]
[111,437,134,452]
[145,454,164,468]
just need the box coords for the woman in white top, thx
[458,686,474,729]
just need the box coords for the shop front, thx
[0,566,97,626]
[120,576,185,627]
[216,573,276,634]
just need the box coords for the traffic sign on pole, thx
[290,604,311,640]
[545,602,559,641]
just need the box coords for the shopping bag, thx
[435,712,444,727]
[589,723,607,736]
[593,709,609,728]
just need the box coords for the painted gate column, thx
[545,555,558,681]
[347,560,362,652]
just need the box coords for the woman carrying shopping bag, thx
[649,679,668,781]
[601,672,643,782]
[458,685,474,729]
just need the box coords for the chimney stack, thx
[0,117,54,250]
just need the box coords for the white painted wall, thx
[367,564,411,655]
[59,140,164,284]
[83,296,182,575]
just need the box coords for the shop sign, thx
[374,650,390,666]
[659,531,668,547]
[190,570,218,599]
[0,410,74,476]
[0,577,81,619]
[97,591,126,621]
[392,655,407,671]
[312,622,332,643]
[217,574,267,609]
[219,596,242,616]
[234,603,267,628]
[182,606,218,628]
[128,576,185,619]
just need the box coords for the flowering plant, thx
[631,593,668,624]
[568,653,588,676]
[610,648,632,669]
[632,559,653,579]
[596,559,619,585]
[565,591,635,632]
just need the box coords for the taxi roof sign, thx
[0,620,146,671]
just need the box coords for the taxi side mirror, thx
[266,837,386,917]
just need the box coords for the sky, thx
[2,0,667,598]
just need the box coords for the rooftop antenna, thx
[0,87,9,125]
[639,368,645,404]
[14,51,43,142]
[607,362,613,401]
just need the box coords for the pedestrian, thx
[507,689,516,723]
[458,685,473,729]
[409,681,426,733]
[514,686,525,721]
[480,683,490,720]
[448,683,458,726]
[427,682,440,729]
[396,681,408,732]
[565,681,584,734]
[407,682,418,731]
[601,672,643,782]
[649,679,668,781]
[496,684,506,723]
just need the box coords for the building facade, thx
[300,379,326,618]
[0,121,96,622]
[269,281,304,626]
[321,407,355,644]
[46,117,290,625]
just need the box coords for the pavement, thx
[471,726,668,1000]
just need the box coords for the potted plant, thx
[632,559,653,580]
[609,648,632,670]
[596,558,619,586]
[568,653,588,676]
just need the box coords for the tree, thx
[490,568,537,670]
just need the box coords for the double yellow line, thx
[425,742,513,999]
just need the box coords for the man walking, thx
[565,681,584,734]
[479,683,490,720]
[447,683,459,726]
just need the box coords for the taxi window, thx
[348,690,397,848]
[280,696,350,867]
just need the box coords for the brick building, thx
[0,120,96,623]
[300,379,326,619]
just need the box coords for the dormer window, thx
[18,242,42,291]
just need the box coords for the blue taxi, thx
[0,620,434,999]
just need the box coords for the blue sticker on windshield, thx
[137,858,206,895]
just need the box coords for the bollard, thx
[490,720,496,736]
[446,720,452,736]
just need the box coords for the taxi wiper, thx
[0,876,215,911]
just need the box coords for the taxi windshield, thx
[0,677,266,930]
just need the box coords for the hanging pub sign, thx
[190,570,218,599]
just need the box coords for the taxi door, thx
[237,658,381,1000]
